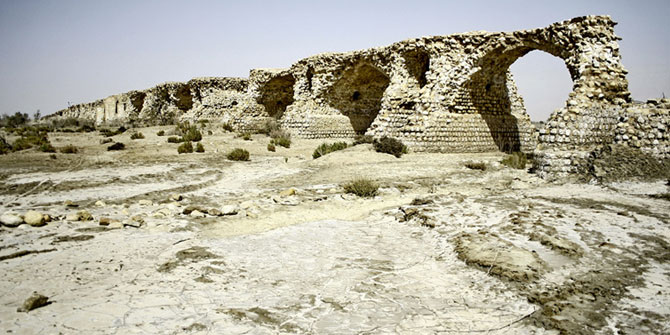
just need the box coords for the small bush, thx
[207,130,213,135]
[183,126,202,142]
[0,136,10,154]
[465,162,487,171]
[38,143,56,153]
[373,136,408,158]
[343,178,379,197]
[100,138,113,144]
[501,152,527,169]
[195,142,205,153]
[77,124,96,133]
[263,119,279,135]
[167,136,183,143]
[353,135,374,145]
[157,130,165,136]
[313,142,349,159]
[227,148,249,161]
[241,133,252,141]
[49,154,57,159]
[11,137,34,151]
[271,137,291,148]
[178,141,193,154]
[59,144,78,154]
[100,126,126,137]
[267,143,276,152]
[222,123,234,132]
[107,142,125,151]
[130,132,145,140]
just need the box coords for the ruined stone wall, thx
[51,15,647,161]
[613,99,670,158]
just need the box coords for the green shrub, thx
[50,154,57,159]
[241,133,252,141]
[183,126,202,142]
[195,142,205,153]
[353,135,374,145]
[38,143,56,153]
[107,142,125,151]
[100,126,126,137]
[157,130,165,136]
[313,142,349,159]
[11,130,51,152]
[271,136,291,148]
[222,123,234,132]
[343,178,379,197]
[263,119,279,135]
[373,136,408,158]
[59,144,78,154]
[501,152,527,169]
[167,136,183,143]
[77,124,96,133]
[130,132,145,140]
[178,141,193,154]
[0,136,10,154]
[267,143,276,152]
[465,162,487,171]
[227,148,249,161]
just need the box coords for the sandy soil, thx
[0,125,668,334]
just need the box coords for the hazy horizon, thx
[1,0,669,121]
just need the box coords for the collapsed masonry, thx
[51,15,669,178]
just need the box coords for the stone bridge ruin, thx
[51,15,669,177]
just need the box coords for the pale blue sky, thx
[1,0,668,121]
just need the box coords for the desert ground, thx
[0,125,668,334]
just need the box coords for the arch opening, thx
[465,45,575,152]
[258,74,296,119]
[404,49,430,88]
[509,50,574,123]
[326,63,390,134]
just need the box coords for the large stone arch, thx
[326,62,390,134]
[464,42,578,152]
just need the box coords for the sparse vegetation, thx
[262,119,280,135]
[38,143,56,153]
[267,143,276,152]
[100,138,113,144]
[222,123,234,132]
[343,178,379,197]
[107,142,125,151]
[268,128,291,148]
[313,142,348,159]
[241,133,252,141]
[195,142,205,153]
[353,135,374,145]
[167,136,183,143]
[227,148,249,161]
[178,141,193,154]
[176,122,202,142]
[59,144,78,154]
[130,132,145,140]
[373,136,408,158]
[100,126,126,137]
[501,152,527,169]
[157,130,165,136]
[0,136,10,154]
[465,162,487,171]
[10,128,51,152]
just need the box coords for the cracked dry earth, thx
[0,128,669,334]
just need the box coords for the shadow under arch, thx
[258,74,296,119]
[326,62,390,134]
[465,42,577,152]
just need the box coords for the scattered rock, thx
[0,212,24,227]
[183,206,205,215]
[169,194,183,202]
[190,210,207,218]
[24,211,46,227]
[95,200,106,207]
[98,217,119,226]
[17,292,50,312]
[43,214,52,223]
[63,200,79,208]
[207,208,222,216]
[138,199,153,206]
[280,188,296,197]
[220,205,239,216]
[66,210,93,222]
[108,221,124,229]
